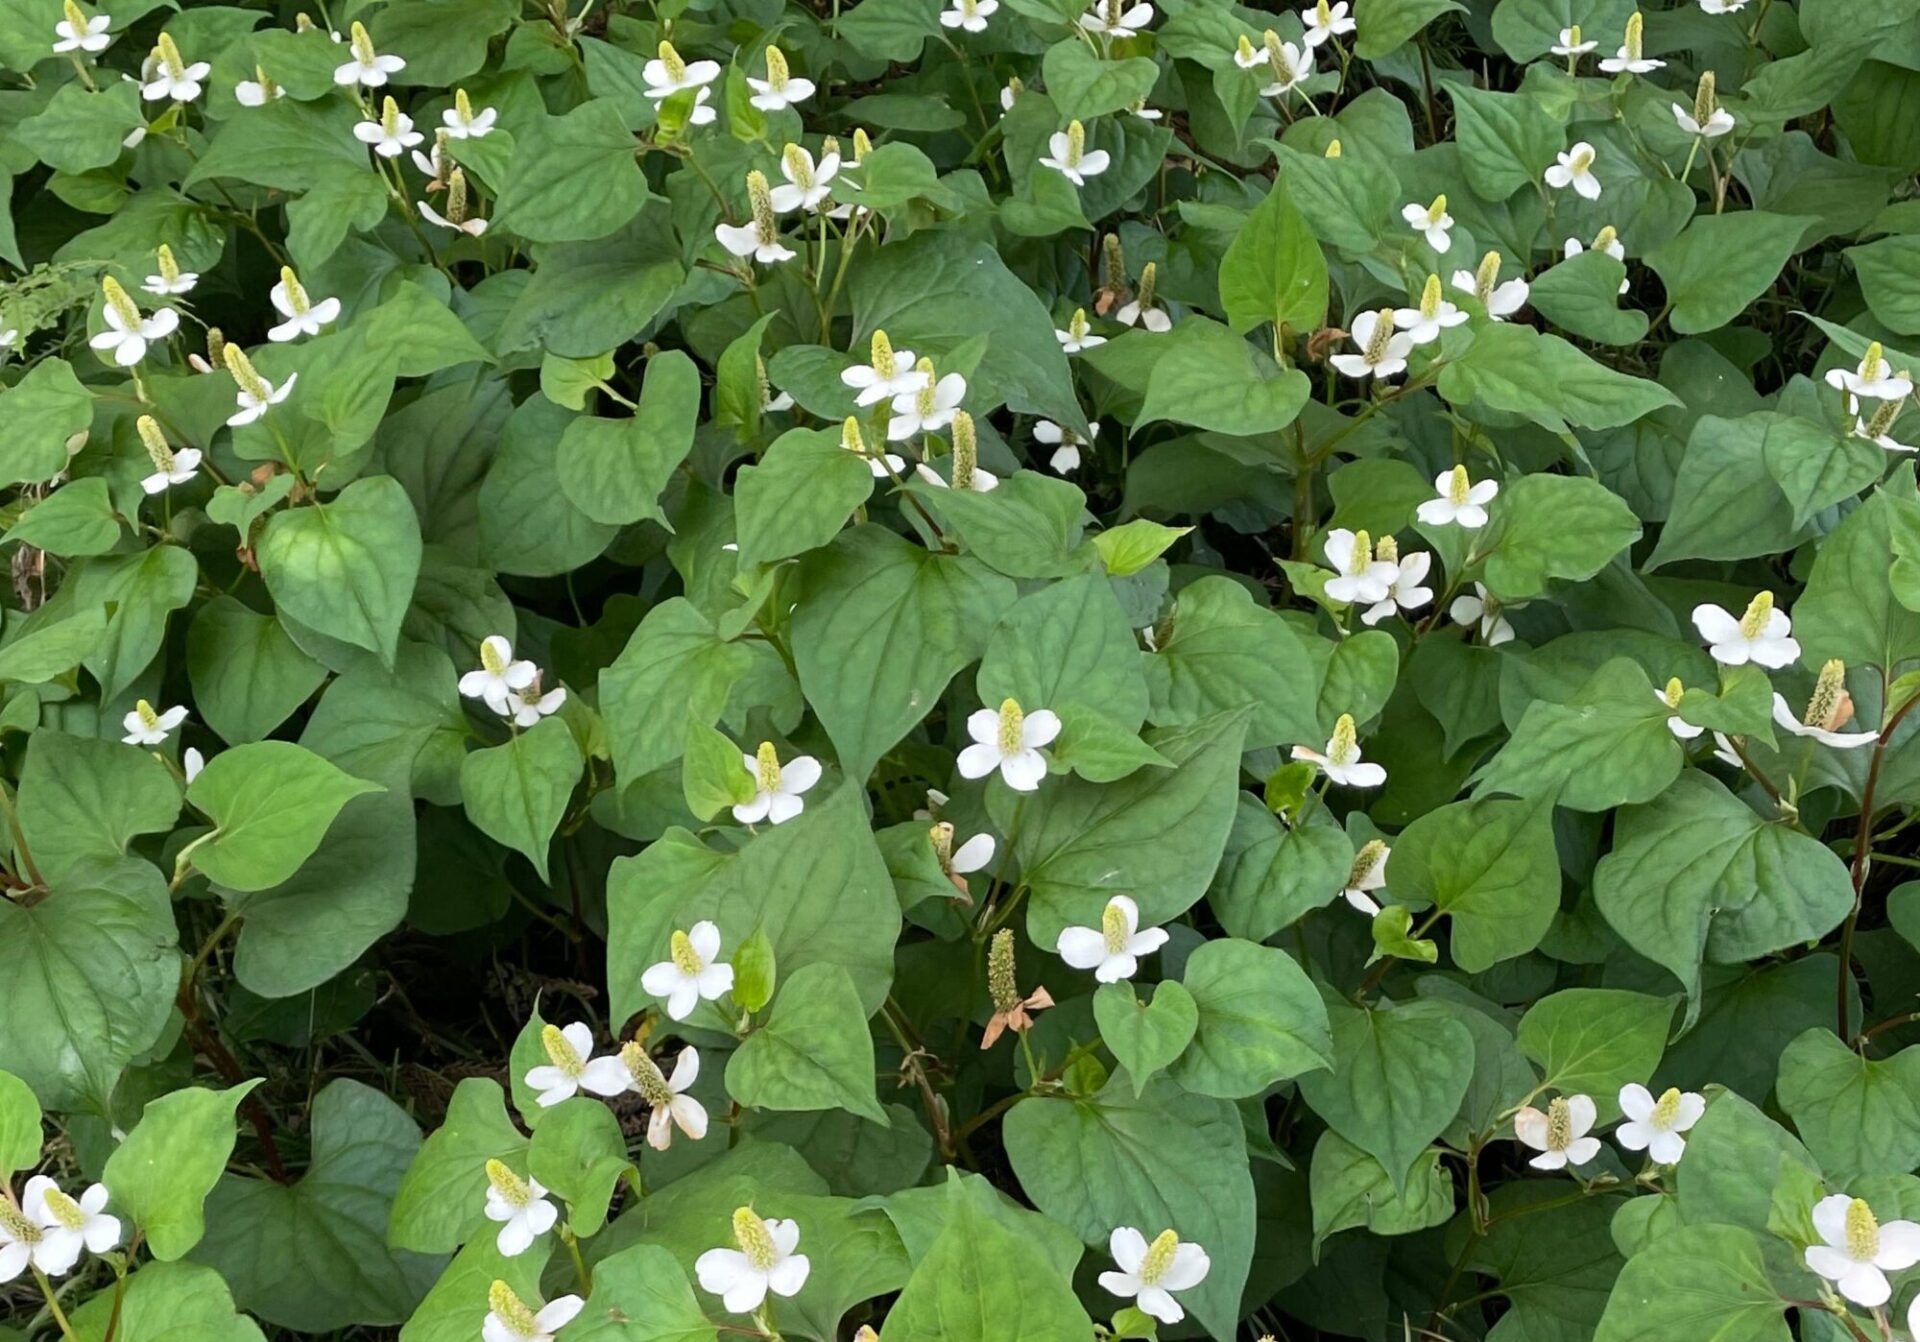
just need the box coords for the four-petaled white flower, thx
[122,699,187,746]
[696,1209,811,1314]
[1258,34,1313,96]
[734,742,820,825]
[1450,584,1515,645]
[915,456,1000,492]
[1452,251,1530,320]
[959,697,1060,792]
[1614,1083,1705,1165]
[1692,591,1799,668]
[459,635,535,714]
[941,0,999,30]
[1551,25,1597,56]
[1079,0,1155,37]
[644,40,720,101]
[420,197,489,236]
[1513,1094,1600,1170]
[1040,120,1110,187]
[888,364,967,440]
[1300,0,1354,46]
[1805,1194,1920,1308]
[224,344,295,427]
[1341,839,1389,915]
[1323,528,1397,606]
[1056,308,1106,354]
[1417,465,1498,529]
[91,277,178,366]
[268,268,341,342]
[1771,660,1877,748]
[1395,273,1469,345]
[1401,195,1453,252]
[641,921,737,1021]
[1293,713,1387,788]
[523,1021,607,1107]
[1116,262,1171,331]
[1598,12,1662,73]
[136,415,199,495]
[842,330,929,406]
[1058,895,1170,983]
[584,1043,710,1150]
[748,46,814,110]
[1544,142,1602,199]
[1100,1228,1210,1324]
[484,1282,583,1342]
[716,171,795,266]
[1362,546,1433,625]
[53,2,111,54]
[334,22,405,87]
[1672,101,1733,138]
[770,144,839,214]
[1232,34,1267,69]
[1035,419,1097,473]
[1565,226,1630,293]
[4,1178,120,1278]
[1826,341,1913,404]
[482,1160,557,1258]
[140,33,208,102]
[506,678,567,728]
[442,88,496,138]
[1330,308,1413,381]
[355,97,424,159]
[142,245,197,296]
[1656,679,1704,740]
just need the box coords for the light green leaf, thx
[16,730,179,884]
[1094,981,1199,1095]
[1777,1027,1920,1182]
[495,100,651,244]
[1171,938,1331,1098]
[1041,40,1160,120]
[1647,212,1812,334]
[1592,1224,1788,1342]
[556,350,701,527]
[1440,324,1681,432]
[257,476,424,667]
[458,718,583,882]
[1517,989,1672,1109]
[734,427,874,569]
[104,1081,262,1261]
[728,962,888,1124]
[187,741,384,893]
[1309,1131,1454,1249]
[186,597,329,745]
[1390,796,1560,972]
[0,1070,41,1178]
[1219,181,1329,336]
[388,1078,529,1255]
[1135,319,1312,436]
[1474,658,1682,811]
[1144,576,1323,750]
[1448,84,1562,200]
[70,1262,266,1342]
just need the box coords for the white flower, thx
[1361,548,1433,625]
[1299,0,1354,46]
[90,278,177,367]
[583,1044,709,1150]
[1598,12,1662,72]
[1035,419,1097,473]
[1323,528,1397,605]
[442,89,496,139]
[941,0,999,30]
[958,698,1060,792]
[734,743,820,825]
[1513,1095,1600,1170]
[1079,0,1154,37]
[1551,25,1597,55]
[139,445,200,495]
[1292,713,1386,788]
[888,368,967,440]
[419,198,489,236]
[768,145,839,214]
[458,635,536,714]
[121,699,186,746]
[1672,102,1733,137]
[235,69,282,105]
[1394,273,1469,345]
[1329,308,1414,380]
[747,46,813,109]
[1231,34,1267,68]
[6,1179,119,1277]
[1544,142,1602,200]
[1040,122,1110,188]
[1417,465,1498,529]
[1771,660,1878,748]
[1655,679,1704,740]
[1565,226,1630,293]
[483,1283,583,1342]
[333,22,405,87]
[1057,895,1170,983]
[696,1210,811,1314]
[1451,253,1529,320]
[412,141,447,179]
[355,98,424,159]
[915,461,1000,492]
[139,34,208,102]
[715,171,794,266]
[1098,1228,1210,1325]
[1055,308,1106,354]
[1805,1195,1920,1308]
[482,1161,557,1258]
[1115,263,1171,332]
[1340,839,1389,915]
[842,330,929,406]
[506,680,566,729]
[1450,584,1515,645]
[1258,36,1313,95]
[1401,195,1453,252]
[1614,1084,1704,1165]
[1826,341,1914,403]
[267,268,341,343]
[641,917,737,1021]
[644,40,720,99]
[523,1022,605,1108]
[1692,591,1800,668]
[225,362,296,427]
[53,2,111,54]
[142,247,197,296]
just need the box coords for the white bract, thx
[1804,1195,1920,1307]
[460,636,536,714]
[1056,308,1106,354]
[696,1209,811,1314]
[3,1179,119,1277]
[1614,1084,1705,1165]
[734,742,820,825]
[1692,591,1800,668]
[442,88,496,138]
[235,67,283,105]
[354,97,424,159]
[1057,895,1170,983]
[915,460,1000,492]
[523,1022,606,1107]
[1544,142,1602,199]
[1672,101,1733,137]
[1040,120,1110,187]
[1079,0,1155,37]
[1417,465,1498,528]
[91,277,177,366]
[1293,713,1387,788]
[1598,12,1662,72]
[1514,1095,1600,1170]
[1771,660,1878,748]
[1401,194,1453,251]
[1099,1228,1211,1325]
[122,699,186,746]
[53,1,111,54]
[887,364,966,440]
[641,921,736,1021]
[747,46,814,109]
[1299,0,1354,46]
[958,697,1060,792]
[1330,308,1413,380]
[1451,584,1515,645]
[941,0,999,30]
[842,330,930,405]
[1341,839,1390,915]
[506,680,566,728]
[140,33,208,102]
[1856,396,1916,452]
[267,268,341,342]
[334,22,405,86]
[484,1283,583,1342]
[769,144,839,214]
[1322,528,1397,605]
[1116,262,1171,331]
[584,1043,709,1150]
[1452,251,1530,319]
[1394,273,1469,345]
[1656,679,1704,740]
[1258,34,1313,95]
[1034,419,1097,473]
[482,1161,557,1257]
[1362,546,1433,626]
[644,41,720,100]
